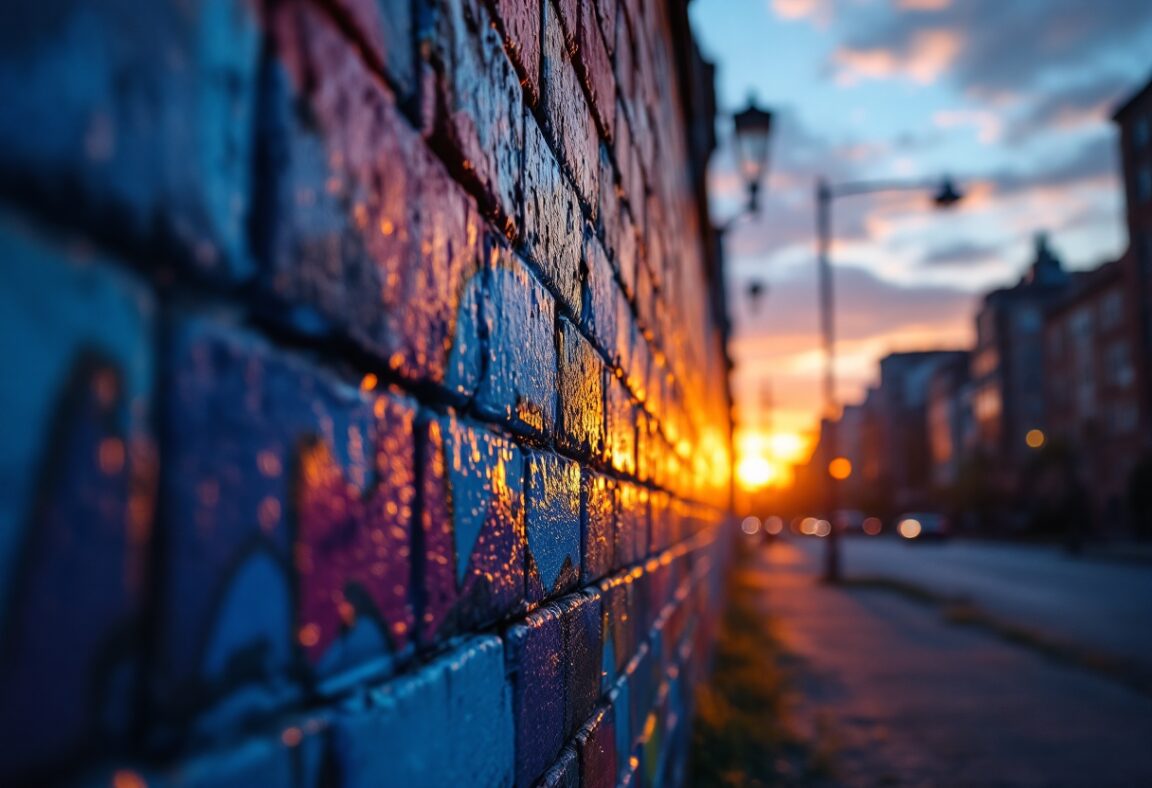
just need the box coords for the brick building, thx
[970,235,1069,487]
[1114,76,1152,448]
[0,1,735,785]
[1043,260,1141,529]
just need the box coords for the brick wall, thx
[0,0,733,785]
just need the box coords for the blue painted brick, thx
[421,412,526,643]
[523,111,583,318]
[0,216,154,782]
[333,636,514,787]
[156,315,418,729]
[477,240,558,437]
[525,452,581,603]
[0,0,261,279]
[505,603,566,788]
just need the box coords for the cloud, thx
[1008,72,1134,141]
[920,239,1002,267]
[983,133,1117,196]
[733,263,975,344]
[932,108,1001,144]
[833,28,963,86]
[829,0,1152,98]
[771,0,833,25]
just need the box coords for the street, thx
[818,535,1152,675]
[744,538,1152,786]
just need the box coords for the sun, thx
[737,454,780,490]
[735,429,810,491]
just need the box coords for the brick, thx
[575,705,619,788]
[559,0,615,140]
[155,315,417,725]
[582,472,616,582]
[542,0,601,217]
[477,239,558,436]
[421,413,525,643]
[582,228,619,360]
[538,746,580,788]
[605,377,636,476]
[523,113,583,318]
[330,0,416,97]
[0,0,261,280]
[426,0,524,228]
[617,482,649,565]
[561,591,603,739]
[261,2,483,397]
[558,318,606,457]
[333,636,514,786]
[506,604,566,788]
[487,0,543,105]
[594,0,618,59]
[0,217,154,781]
[525,452,581,602]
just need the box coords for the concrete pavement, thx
[746,539,1152,787]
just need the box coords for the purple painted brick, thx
[477,239,558,436]
[330,0,415,97]
[525,452,581,603]
[542,0,600,217]
[582,228,618,360]
[523,112,583,318]
[426,0,524,228]
[582,471,615,582]
[561,591,603,739]
[488,0,543,105]
[0,218,155,781]
[557,317,605,457]
[576,705,618,788]
[421,413,525,643]
[506,604,566,788]
[156,316,418,724]
[261,3,483,396]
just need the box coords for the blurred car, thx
[896,512,950,540]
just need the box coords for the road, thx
[747,539,1152,786]
[807,535,1152,674]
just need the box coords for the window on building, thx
[1099,289,1124,330]
[1136,116,1151,149]
[1107,340,1134,388]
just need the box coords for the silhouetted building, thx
[1114,76,1152,447]
[970,234,1069,489]
[926,352,973,490]
[877,349,969,509]
[1044,259,1141,532]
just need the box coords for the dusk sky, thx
[690,0,1152,484]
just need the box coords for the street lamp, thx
[732,96,775,214]
[816,175,963,583]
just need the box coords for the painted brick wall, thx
[0,0,732,785]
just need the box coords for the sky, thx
[689,0,1152,486]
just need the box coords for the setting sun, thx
[735,429,812,490]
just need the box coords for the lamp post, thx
[817,176,963,583]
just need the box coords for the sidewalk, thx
[725,540,1152,787]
